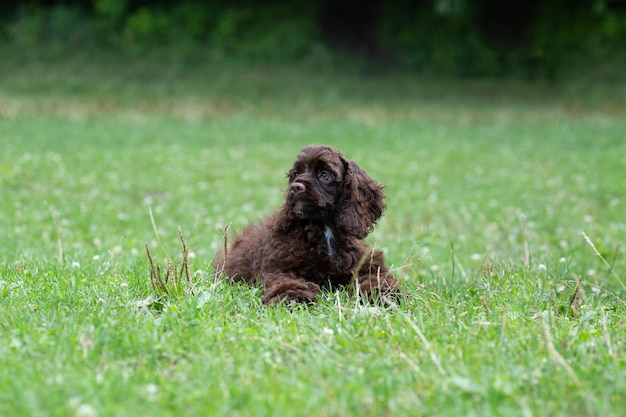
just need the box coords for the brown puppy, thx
[214,145,398,304]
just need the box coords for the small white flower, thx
[538,264,547,271]
[559,257,566,263]
[120,282,129,288]
[68,398,97,417]
[109,245,122,255]
[470,253,482,261]
[67,397,81,409]
[587,269,596,276]
[92,255,100,261]
[322,327,334,336]
[76,403,97,417]
[72,261,81,268]
[145,383,159,395]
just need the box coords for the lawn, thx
[1,53,625,416]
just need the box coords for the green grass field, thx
[1,54,625,416]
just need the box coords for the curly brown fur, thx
[214,145,399,305]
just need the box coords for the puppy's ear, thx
[334,159,386,239]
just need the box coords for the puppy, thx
[215,145,399,304]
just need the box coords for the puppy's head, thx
[285,145,385,238]
[286,145,344,221]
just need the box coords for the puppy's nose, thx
[289,182,305,194]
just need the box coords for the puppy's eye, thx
[318,170,334,182]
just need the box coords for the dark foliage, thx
[2,0,625,76]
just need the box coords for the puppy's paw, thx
[262,280,320,305]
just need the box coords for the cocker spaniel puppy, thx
[215,145,399,305]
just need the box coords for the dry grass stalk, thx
[582,231,624,290]
[480,295,490,316]
[178,226,192,289]
[350,248,374,303]
[223,223,230,263]
[568,280,581,318]
[538,313,595,416]
[450,242,468,283]
[213,223,231,278]
[146,244,170,296]
[145,226,195,297]
[166,256,175,289]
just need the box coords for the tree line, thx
[3,0,625,76]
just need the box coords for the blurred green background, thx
[2,0,625,77]
[2,3,626,416]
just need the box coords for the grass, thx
[1,51,625,416]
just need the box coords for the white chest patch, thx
[324,226,335,256]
